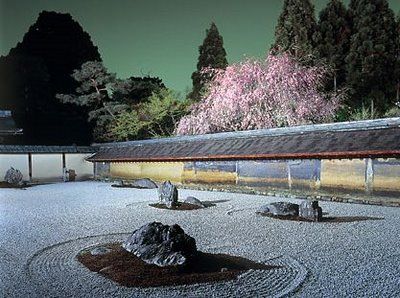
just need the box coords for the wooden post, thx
[365,158,374,194]
[28,153,32,182]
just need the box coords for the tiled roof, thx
[88,118,400,162]
[0,145,96,154]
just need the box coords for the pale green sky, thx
[1,0,399,92]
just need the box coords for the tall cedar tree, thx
[315,0,350,93]
[346,0,398,113]
[189,23,228,101]
[272,0,318,60]
[0,11,101,145]
[396,12,400,102]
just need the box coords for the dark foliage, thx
[272,0,318,61]
[189,22,228,101]
[0,11,101,144]
[112,76,165,105]
[345,0,398,112]
[315,0,351,93]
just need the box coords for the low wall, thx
[0,153,93,182]
[97,158,400,205]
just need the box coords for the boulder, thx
[4,167,23,185]
[257,202,299,217]
[184,196,205,208]
[131,178,158,189]
[158,181,178,208]
[299,200,322,222]
[122,222,197,267]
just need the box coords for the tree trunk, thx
[333,73,337,94]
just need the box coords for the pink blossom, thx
[176,52,342,135]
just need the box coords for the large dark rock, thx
[122,222,197,267]
[4,167,23,185]
[257,202,299,217]
[299,200,322,222]
[158,181,178,208]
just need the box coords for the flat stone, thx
[184,196,205,208]
[90,246,112,256]
[257,202,299,217]
[131,178,158,189]
[122,222,197,267]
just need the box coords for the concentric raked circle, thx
[25,234,308,298]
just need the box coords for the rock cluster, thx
[122,222,197,267]
[4,167,23,185]
[131,178,158,189]
[257,202,299,217]
[257,200,323,222]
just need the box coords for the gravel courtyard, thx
[1,181,399,297]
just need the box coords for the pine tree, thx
[272,0,318,60]
[315,0,350,93]
[346,0,398,113]
[189,22,228,101]
[56,61,128,142]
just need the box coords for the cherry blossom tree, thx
[176,53,342,135]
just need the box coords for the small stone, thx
[99,265,114,273]
[122,222,197,267]
[256,202,299,217]
[158,181,178,208]
[90,246,112,256]
[184,196,205,208]
[220,267,228,272]
[4,167,23,185]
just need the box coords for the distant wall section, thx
[95,157,400,204]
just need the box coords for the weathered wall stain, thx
[100,157,400,201]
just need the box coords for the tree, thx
[56,61,128,141]
[112,76,165,105]
[176,53,342,135]
[346,0,398,113]
[396,11,400,102]
[272,0,318,60]
[189,22,228,101]
[0,55,50,140]
[315,0,351,93]
[0,11,101,144]
[109,89,189,141]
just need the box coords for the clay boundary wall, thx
[95,158,400,206]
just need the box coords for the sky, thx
[1,0,400,93]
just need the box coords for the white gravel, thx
[1,181,399,297]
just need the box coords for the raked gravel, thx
[1,181,399,297]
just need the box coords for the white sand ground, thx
[0,181,399,297]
